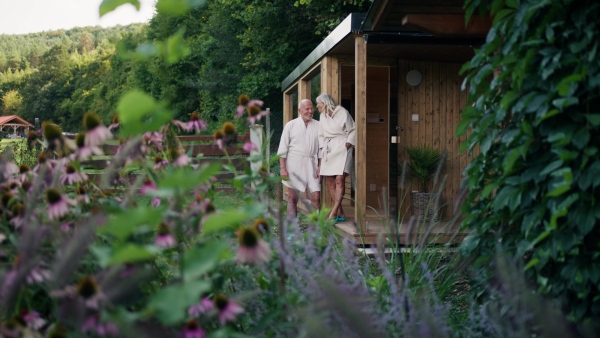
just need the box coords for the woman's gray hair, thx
[316,93,337,114]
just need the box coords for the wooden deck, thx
[291,194,467,246]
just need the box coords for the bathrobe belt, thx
[323,136,347,162]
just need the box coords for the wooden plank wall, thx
[397,60,470,219]
[341,65,390,218]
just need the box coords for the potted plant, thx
[405,145,446,221]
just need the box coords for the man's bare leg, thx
[287,188,299,218]
[309,191,321,211]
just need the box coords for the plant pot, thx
[410,191,441,222]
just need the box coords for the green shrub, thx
[460,0,600,326]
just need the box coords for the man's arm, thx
[280,157,289,181]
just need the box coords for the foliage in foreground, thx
[460,0,600,327]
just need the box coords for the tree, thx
[1,89,22,115]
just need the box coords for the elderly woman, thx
[316,93,356,222]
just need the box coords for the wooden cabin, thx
[280,0,490,244]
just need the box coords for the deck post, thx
[355,34,367,229]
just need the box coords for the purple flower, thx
[141,132,164,153]
[188,297,214,316]
[72,132,104,160]
[23,310,46,330]
[1,160,18,179]
[82,314,119,336]
[214,294,244,325]
[153,156,169,171]
[155,223,176,248]
[186,112,208,134]
[173,154,191,167]
[151,197,161,207]
[83,112,113,146]
[247,105,269,125]
[26,267,51,284]
[140,179,157,195]
[243,142,259,153]
[60,164,88,185]
[85,124,112,147]
[46,188,75,221]
[236,95,264,118]
[236,227,272,265]
[183,319,205,338]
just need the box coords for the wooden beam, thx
[355,34,367,228]
[298,79,311,102]
[369,0,393,31]
[402,14,491,38]
[283,92,294,124]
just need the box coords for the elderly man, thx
[277,99,321,218]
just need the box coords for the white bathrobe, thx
[318,106,356,176]
[277,117,321,192]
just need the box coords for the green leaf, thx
[547,181,571,197]
[148,280,211,325]
[503,146,522,175]
[202,209,250,234]
[99,207,163,241]
[99,0,140,17]
[500,90,519,111]
[156,0,190,16]
[155,162,222,195]
[108,244,157,265]
[456,117,472,137]
[183,241,231,282]
[482,182,499,199]
[585,114,600,126]
[164,31,191,63]
[117,90,172,137]
[525,257,540,271]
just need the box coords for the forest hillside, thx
[0,0,371,134]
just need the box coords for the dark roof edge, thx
[360,0,383,31]
[281,13,365,92]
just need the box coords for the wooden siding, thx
[397,60,470,219]
[341,65,390,219]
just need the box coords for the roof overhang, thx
[281,13,365,92]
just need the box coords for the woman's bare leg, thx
[328,173,347,219]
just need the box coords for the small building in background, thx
[0,115,34,138]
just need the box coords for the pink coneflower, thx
[214,294,244,325]
[61,163,88,185]
[236,227,272,265]
[155,222,176,248]
[1,160,18,180]
[76,275,105,309]
[82,314,118,336]
[213,130,224,150]
[188,297,214,316]
[46,188,75,221]
[151,197,161,207]
[186,112,208,133]
[9,203,25,228]
[141,132,164,153]
[23,310,46,330]
[153,156,169,171]
[140,179,157,195]
[247,105,269,125]
[169,148,191,167]
[108,114,120,131]
[243,142,259,153]
[236,95,264,118]
[83,112,112,146]
[26,266,51,284]
[183,319,206,338]
[18,164,35,182]
[73,132,103,160]
[76,186,91,204]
